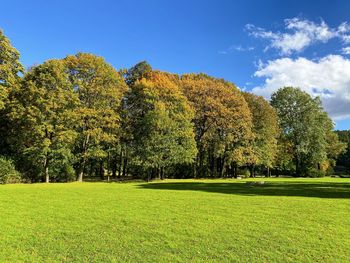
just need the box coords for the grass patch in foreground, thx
[0,178,349,262]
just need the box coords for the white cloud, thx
[343,35,350,43]
[252,55,350,120]
[218,45,254,55]
[342,47,350,55]
[246,18,350,55]
[233,45,254,52]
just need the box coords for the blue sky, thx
[1,0,350,129]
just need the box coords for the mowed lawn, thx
[0,178,350,262]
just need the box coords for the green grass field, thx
[0,178,350,262]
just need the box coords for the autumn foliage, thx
[0,31,346,182]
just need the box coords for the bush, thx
[238,168,251,178]
[0,157,21,184]
[326,166,334,176]
[50,150,76,182]
[50,163,76,182]
[306,168,326,178]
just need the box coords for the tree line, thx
[0,30,347,183]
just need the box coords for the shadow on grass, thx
[138,181,350,199]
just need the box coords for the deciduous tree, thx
[180,74,253,177]
[65,53,127,181]
[11,59,78,182]
[126,71,197,179]
[0,30,24,109]
[271,87,344,176]
[243,92,279,176]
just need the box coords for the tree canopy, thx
[65,53,128,182]
[0,30,24,110]
[243,92,280,176]
[180,74,254,177]
[0,30,346,183]
[14,59,79,182]
[271,87,346,176]
[126,71,197,179]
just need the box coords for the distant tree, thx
[180,74,253,177]
[325,130,346,171]
[243,92,280,176]
[65,53,127,182]
[126,71,197,180]
[314,112,346,173]
[334,130,350,172]
[271,87,344,176]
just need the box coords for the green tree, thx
[124,61,152,86]
[126,71,197,180]
[322,118,346,172]
[243,92,280,176]
[271,87,343,176]
[11,59,78,182]
[0,30,24,158]
[113,61,154,178]
[334,130,350,173]
[0,30,24,110]
[65,53,127,182]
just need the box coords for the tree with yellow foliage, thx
[65,53,127,182]
[243,92,279,176]
[180,74,254,177]
[0,30,23,110]
[126,71,197,180]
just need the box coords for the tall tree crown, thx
[0,30,24,109]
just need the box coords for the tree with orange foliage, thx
[180,74,254,177]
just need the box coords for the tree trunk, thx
[160,167,164,180]
[295,155,301,176]
[193,161,197,178]
[78,170,83,182]
[79,133,90,182]
[78,154,87,182]
[233,162,237,178]
[45,166,49,183]
[118,147,123,178]
[212,155,216,177]
[112,161,117,178]
[219,157,225,178]
[99,160,104,180]
[157,167,161,180]
[110,151,117,179]
[199,145,204,177]
[249,165,255,178]
[122,149,128,177]
[44,154,49,183]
